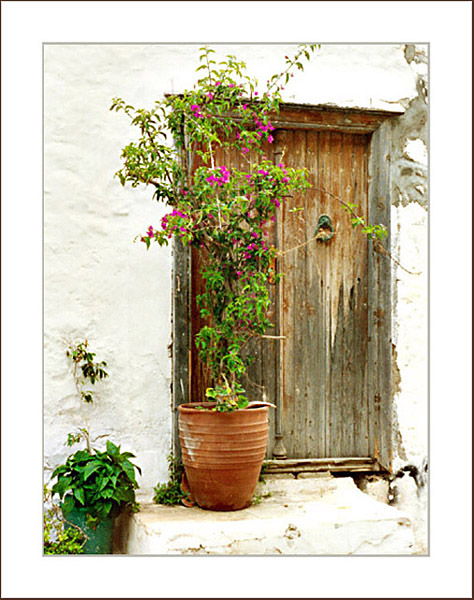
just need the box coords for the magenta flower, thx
[267,134,274,143]
[242,147,249,154]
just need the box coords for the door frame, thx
[171,103,402,474]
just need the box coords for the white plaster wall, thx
[44,44,427,501]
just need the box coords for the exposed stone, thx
[404,139,428,165]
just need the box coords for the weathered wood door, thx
[176,105,395,472]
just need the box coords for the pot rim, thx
[178,401,271,413]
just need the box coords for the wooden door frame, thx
[171,103,402,474]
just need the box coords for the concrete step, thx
[116,475,415,555]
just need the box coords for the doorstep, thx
[114,475,415,555]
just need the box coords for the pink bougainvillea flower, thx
[267,134,274,143]
[242,147,249,154]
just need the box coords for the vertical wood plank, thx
[368,120,393,471]
[313,130,327,458]
[341,132,355,456]
[319,131,332,457]
[303,130,319,457]
[279,129,296,455]
[353,134,370,457]
[172,239,191,457]
[292,129,308,456]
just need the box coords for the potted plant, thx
[111,45,320,510]
[50,428,141,553]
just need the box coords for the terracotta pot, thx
[178,402,269,511]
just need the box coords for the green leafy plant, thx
[67,339,109,403]
[51,431,141,528]
[153,454,186,506]
[43,485,86,554]
[112,44,386,410]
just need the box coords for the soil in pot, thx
[178,402,269,511]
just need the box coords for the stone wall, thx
[43,44,428,540]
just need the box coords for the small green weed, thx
[153,454,185,506]
[252,491,273,505]
[43,485,86,554]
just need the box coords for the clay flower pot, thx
[178,402,269,511]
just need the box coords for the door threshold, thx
[263,457,383,474]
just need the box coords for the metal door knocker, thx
[314,215,334,242]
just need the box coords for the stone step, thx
[115,475,415,555]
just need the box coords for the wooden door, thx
[180,106,394,472]
[275,128,370,460]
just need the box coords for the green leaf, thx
[84,461,102,481]
[61,494,75,515]
[51,475,72,498]
[73,487,85,505]
[106,440,119,456]
[122,459,137,481]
